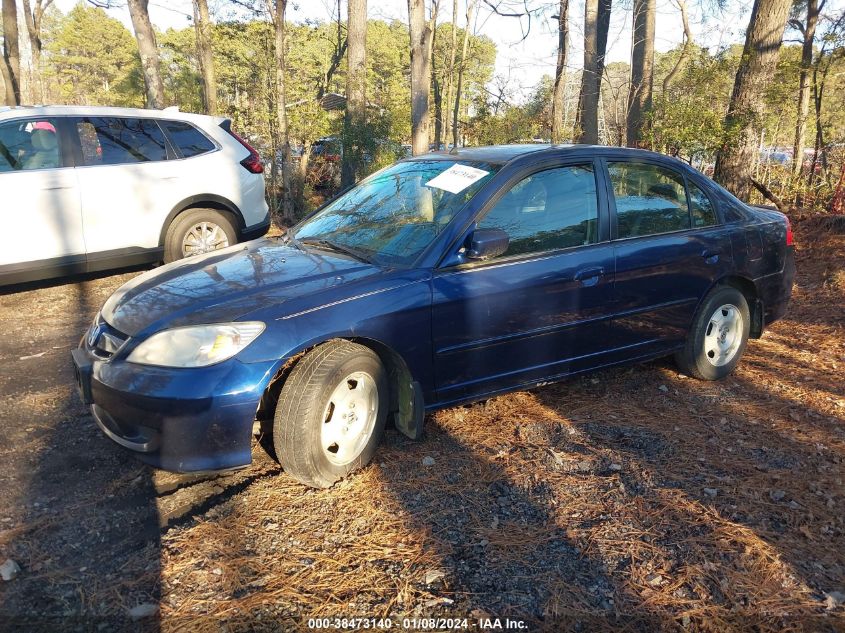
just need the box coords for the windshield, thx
[293,159,499,266]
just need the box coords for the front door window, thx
[0,118,62,172]
[477,164,599,258]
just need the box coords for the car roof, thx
[417,144,558,164]
[0,105,225,125]
[413,143,680,166]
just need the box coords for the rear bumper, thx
[73,346,280,472]
[760,247,796,327]
[241,213,271,242]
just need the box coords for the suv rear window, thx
[77,117,168,165]
[162,121,215,158]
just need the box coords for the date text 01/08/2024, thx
[306,617,528,630]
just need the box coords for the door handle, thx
[574,266,605,286]
[701,249,720,264]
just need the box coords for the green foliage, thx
[159,27,204,114]
[647,45,740,163]
[27,1,845,214]
[44,4,143,106]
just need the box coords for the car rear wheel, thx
[164,208,237,263]
[272,340,388,488]
[675,285,751,380]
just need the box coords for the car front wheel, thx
[675,285,751,381]
[164,208,238,263]
[272,340,388,488]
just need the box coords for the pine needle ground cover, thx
[0,220,842,632]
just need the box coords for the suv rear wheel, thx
[164,208,238,263]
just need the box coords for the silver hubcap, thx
[182,221,229,257]
[320,371,378,466]
[704,303,743,366]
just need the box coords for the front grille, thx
[87,318,128,360]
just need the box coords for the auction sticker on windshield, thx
[425,163,490,194]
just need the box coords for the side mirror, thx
[466,228,509,260]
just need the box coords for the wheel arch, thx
[255,336,424,444]
[159,194,246,248]
[714,275,763,338]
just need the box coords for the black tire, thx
[163,208,238,263]
[675,285,751,380]
[272,340,388,488]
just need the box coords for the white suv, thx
[0,105,270,286]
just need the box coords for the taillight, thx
[224,127,264,174]
[785,216,794,246]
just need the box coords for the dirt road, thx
[0,222,843,632]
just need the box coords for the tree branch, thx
[750,177,787,211]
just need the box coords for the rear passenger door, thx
[72,117,178,258]
[606,160,733,355]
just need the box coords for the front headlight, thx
[127,322,265,368]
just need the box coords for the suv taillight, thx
[223,125,263,174]
[785,216,794,246]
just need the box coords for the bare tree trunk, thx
[807,49,835,194]
[298,140,312,185]
[452,0,475,149]
[342,0,367,186]
[317,0,347,99]
[713,0,792,200]
[791,0,824,178]
[432,1,442,150]
[193,0,217,115]
[408,0,434,156]
[576,0,610,144]
[550,0,570,143]
[433,72,443,149]
[21,0,51,102]
[268,0,293,221]
[662,0,692,92]
[443,0,458,146]
[126,0,166,108]
[626,0,655,147]
[1,0,21,105]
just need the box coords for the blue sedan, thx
[73,145,796,488]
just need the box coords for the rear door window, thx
[608,162,691,238]
[161,120,215,158]
[0,118,62,171]
[76,117,168,165]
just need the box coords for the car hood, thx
[101,239,384,336]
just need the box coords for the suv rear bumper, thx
[241,213,271,241]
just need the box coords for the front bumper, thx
[72,344,280,472]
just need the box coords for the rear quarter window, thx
[162,121,216,158]
[688,180,717,227]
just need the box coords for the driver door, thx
[0,116,85,273]
[431,161,615,404]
